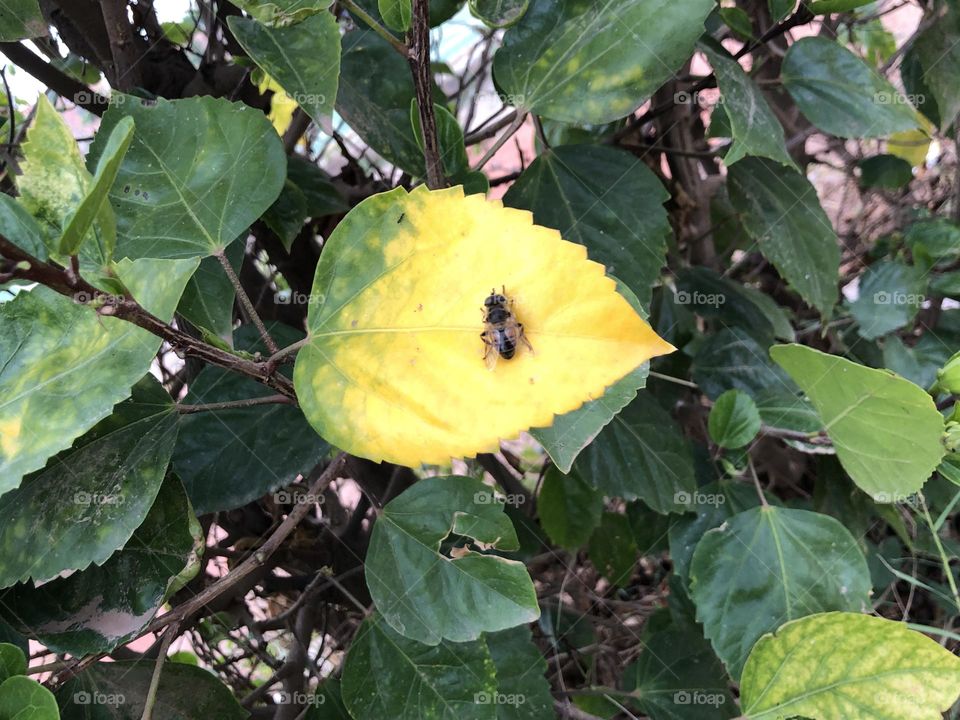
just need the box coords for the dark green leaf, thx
[0,194,47,264]
[588,512,637,586]
[503,145,670,308]
[537,465,603,549]
[574,392,696,514]
[858,154,913,189]
[176,241,242,346]
[782,37,918,138]
[287,156,348,217]
[689,506,871,679]
[0,474,201,655]
[904,218,960,262]
[0,676,58,720]
[342,614,497,720]
[229,12,340,124]
[484,626,554,719]
[692,327,797,400]
[89,96,286,260]
[365,476,539,645]
[57,661,246,720]
[727,157,839,318]
[846,260,927,340]
[173,324,329,515]
[493,0,714,123]
[0,646,25,683]
[913,14,960,131]
[263,178,309,250]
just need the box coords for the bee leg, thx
[518,324,535,354]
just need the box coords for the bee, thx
[481,286,533,369]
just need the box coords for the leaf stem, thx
[648,370,698,388]
[748,456,769,508]
[215,248,278,355]
[339,0,408,58]
[140,621,179,720]
[472,111,527,171]
[918,492,960,613]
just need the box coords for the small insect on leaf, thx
[293,185,676,467]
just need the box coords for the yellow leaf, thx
[888,126,932,167]
[255,71,296,137]
[293,185,676,466]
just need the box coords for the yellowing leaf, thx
[255,71,297,136]
[293,186,675,466]
[888,127,932,167]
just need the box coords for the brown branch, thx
[407,0,445,189]
[99,0,144,91]
[0,42,108,116]
[215,248,278,354]
[0,235,295,399]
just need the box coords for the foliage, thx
[0,2,959,720]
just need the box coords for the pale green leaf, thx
[0,677,57,720]
[469,0,529,28]
[771,344,946,501]
[708,389,761,449]
[378,0,411,30]
[0,0,45,40]
[741,612,960,719]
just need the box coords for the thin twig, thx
[215,248,278,354]
[140,621,179,720]
[407,0,445,189]
[747,456,770,508]
[472,111,527,171]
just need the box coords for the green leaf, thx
[530,279,649,472]
[378,0,412,30]
[232,0,331,26]
[0,677,58,720]
[410,102,487,191]
[692,327,796,400]
[89,95,286,260]
[573,392,697,514]
[905,218,960,263]
[173,324,329,514]
[718,7,752,40]
[767,0,793,22]
[503,145,670,308]
[469,0,529,28]
[59,116,134,256]
[484,626,554,719]
[229,12,340,124]
[858,154,913,189]
[287,156,349,217]
[492,0,714,123]
[846,260,927,340]
[0,646,25,683]
[740,612,960,719]
[175,241,242,346]
[0,473,200,654]
[0,194,47,264]
[342,614,497,720]
[57,661,246,720]
[0,376,179,589]
[772,344,946,500]
[708,390,761,449]
[689,506,871,680]
[913,15,960,132]
[365,476,539,645]
[676,267,796,343]
[0,0,45,41]
[262,179,309,250]
[700,41,793,168]
[727,157,840,318]
[336,29,424,173]
[16,95,113,268]
[588,512,637,586]
[668,479,768,584]
[781,37,918,138]
[0,257,197,495]
[807,0,873,10]
[537,465,603,549]
[623,628,736,719]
